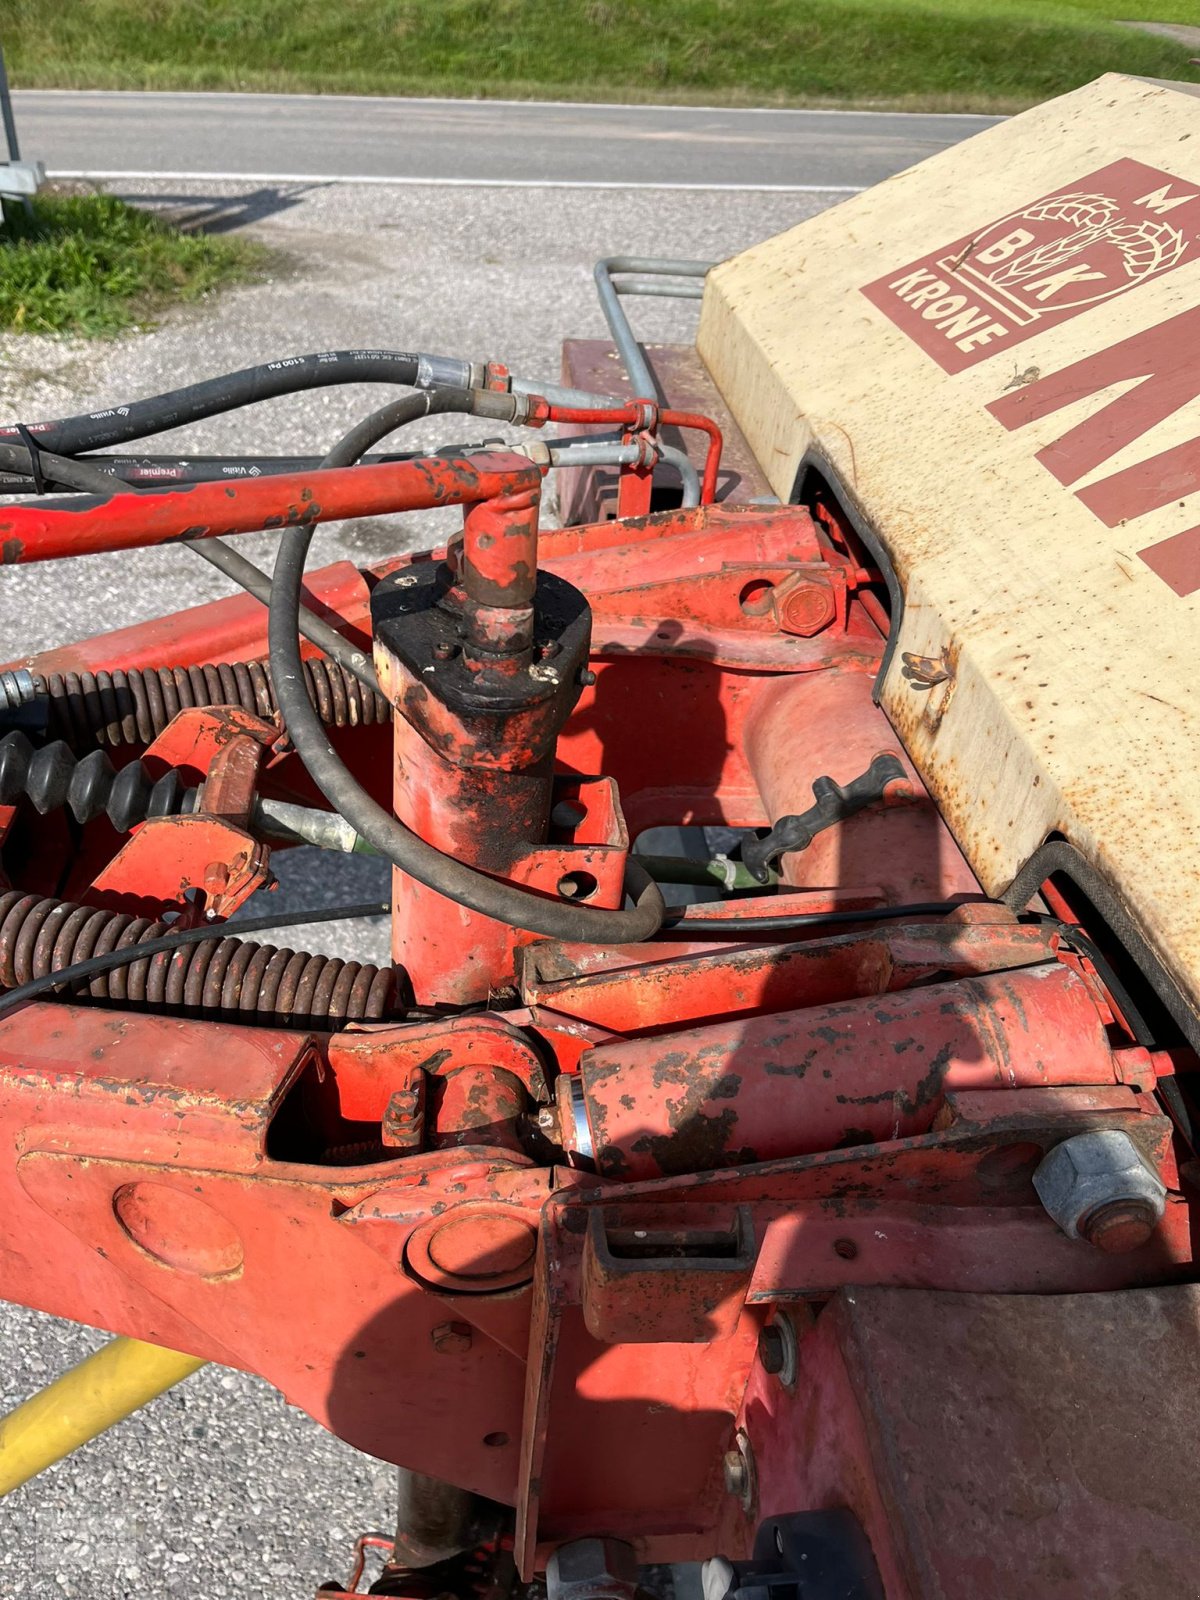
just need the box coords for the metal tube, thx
[658,444,701,508]
[511,377,629,411]
[593,257,714,401]
[524,436,700,509]
[188,538,380,693]
[614,279,706,299]
[0,450,541,564]
[253,795,372,854]
[0,47,22,163]
[0,1336,205,1496]
[511,258,713,412]
[0,47,34,222]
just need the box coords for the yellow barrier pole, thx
[0,1335,206,1495]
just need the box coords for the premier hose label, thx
[860,158,1200,373]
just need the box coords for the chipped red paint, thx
[0,451,541,563]
[0,419,1193,1592]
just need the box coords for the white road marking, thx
[51,168,866,193]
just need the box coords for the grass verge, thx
[3,0,1199,113]
[0,191,267,336]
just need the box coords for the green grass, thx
[4,0,1199,112]
[0,191,267,336]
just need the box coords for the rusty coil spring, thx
[39,656,391,749]
[0,890,397,1027]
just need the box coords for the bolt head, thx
[430,1320,473,1354]
[578,668,597,687]
[777,581,836,637]
[1034,1130,1167,1249]
[546,1536,638,1600]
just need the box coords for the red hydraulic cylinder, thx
[373,468,594,1004]
[564,962,1127,1178]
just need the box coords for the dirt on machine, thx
[0,70,1198,1600]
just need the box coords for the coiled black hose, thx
[268,391,666,943]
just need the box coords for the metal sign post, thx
[0,44,40,220]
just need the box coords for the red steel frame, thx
[0,435,1194,1587]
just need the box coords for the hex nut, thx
[546,1537,639,1600]
[1033,1131,1167,1251]
[721,1428,757,1513]
[758,1312,799,1387]
[430,1320,473,1354]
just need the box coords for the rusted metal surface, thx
[0,391,1195,1599]
[557,341,772,524]
[521,916,1060,1035]
[567,963,1131,1179]
[741,1283,1200,1598]
[0,452,543,564]
[580,1204,756,1344]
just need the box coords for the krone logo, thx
[861,157,1200,373]
[946,190,1188,325]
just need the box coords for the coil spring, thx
[0,890,397,1027]
[39,656,391,749]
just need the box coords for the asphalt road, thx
[12,89,999,190]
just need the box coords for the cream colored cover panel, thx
[698,75,1200,1014]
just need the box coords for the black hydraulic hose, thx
[268,391,666,943]
[188,539,380,694]
[662,901,968,935]
[0,897,391,1018]
[0,450,422,494]
[0,349,452,457]
[0,441,117,498]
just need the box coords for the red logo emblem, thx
[861,158,1200,373]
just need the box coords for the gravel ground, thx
[0,177,838,1598]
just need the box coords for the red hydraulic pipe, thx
[458,487,541,665]
[0,452,542,564]
[532,401,724,505]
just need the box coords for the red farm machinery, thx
[1,71,1199,1600]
